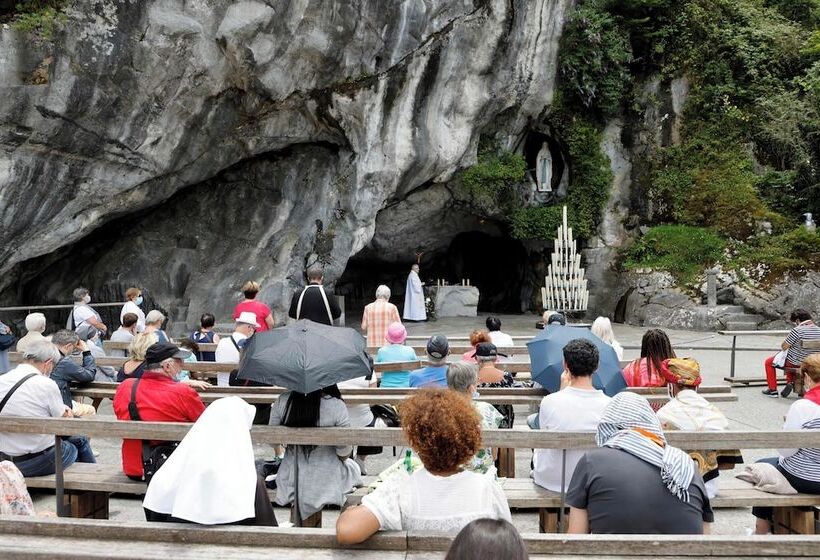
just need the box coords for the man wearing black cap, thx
[408,335,450,388]
[113,342,206,480]
[474,342,516,428]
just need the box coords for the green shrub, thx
[764,0,820,25]
[509,206,564,241]
[558,2,633,118]
[460,145,527,214]
[9,1,67,38]
[623,225,726,283]
[729,227,820,282]
[561,119,613,238]
[648,123,774,239]
[671,0,807,115]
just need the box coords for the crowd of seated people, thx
[3,283,820,548]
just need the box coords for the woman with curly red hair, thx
[336,388,511,544]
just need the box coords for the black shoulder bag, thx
[128,378,178,483]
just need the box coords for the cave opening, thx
[336,231,531,317]
[522,130,565,193]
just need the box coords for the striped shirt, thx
[785,321,820,364]
[779,399,820,482]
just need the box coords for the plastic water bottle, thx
[403,449,413,473]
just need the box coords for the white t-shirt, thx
[337,376,374,427]
[0,364,68,455]
[533,386,611,492]
[71,304,97,329]
[361,468,511,533]
[214,332,248,387]
[488,331,515,347]
[120,301,146,332]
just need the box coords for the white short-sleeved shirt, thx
[337,376,375,427]
[71,305,97,329]
[361,468,511,533]
[120,301,146,332]
[0,364,68,455]
[488,331,515,347]
[533,387,611,492]
[214,333,247,387]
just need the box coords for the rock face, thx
[0,0,573,326]
[619,271,769,331]
[582,119,633,318]
[732,272,820,328]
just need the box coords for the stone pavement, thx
[30,314,794,535]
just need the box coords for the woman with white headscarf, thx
[142,397,276,526]
[566,392,713,534]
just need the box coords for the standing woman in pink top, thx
[622,329,676,388]
[233,281,275,332]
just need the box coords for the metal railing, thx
[0,302,127,312]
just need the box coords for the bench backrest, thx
[70,384,736,406]
[0,416,814,450]
[801,339,820,350]
[1,516,818,557]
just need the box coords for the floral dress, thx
[0,461,34,515]
[467,401,504,475]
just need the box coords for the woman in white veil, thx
[143,396,276,525]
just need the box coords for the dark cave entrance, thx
[336,231,531,317]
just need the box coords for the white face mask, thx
[83,295,91,304]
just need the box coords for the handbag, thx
[772,350,788,368]
[0,324,15,352]
[128,378,177,483]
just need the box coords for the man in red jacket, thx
[113,342,205,480]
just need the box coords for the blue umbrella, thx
[526,324,627,396]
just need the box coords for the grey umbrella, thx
[235,319,371,527]
[236,319,371,393]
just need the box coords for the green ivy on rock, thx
[622,225,726,284]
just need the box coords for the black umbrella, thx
[236,319,371,394]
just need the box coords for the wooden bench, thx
[719,329,790,384]
[347,475,820,535]
[2,417,815,532]
[721,336,820,387]
[70,383,738,407]
[22,460,820,535]
[67,382,735,482]
[8,352,741,393]
[104,340,219,353]
[2,517,819,559]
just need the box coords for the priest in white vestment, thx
[403,264,427,321]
